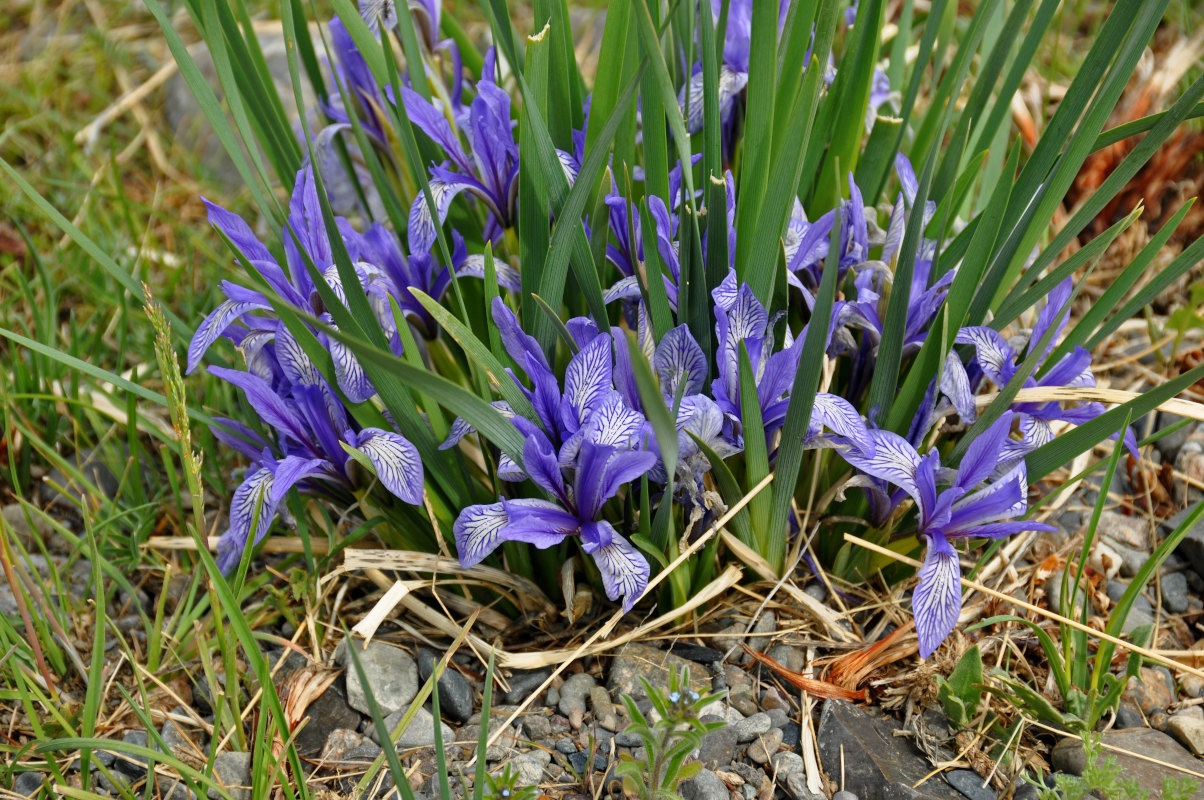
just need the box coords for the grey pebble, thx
[522,714,552,740]
[833,792,860,800]
[1161,570,1189,614]
[545,686,560,706]
[13,772,43,798]
[945,768,994,800]
[781,721,802,749]
[733,712,773,743]
[337,641,419,717]
[746,728,783,764]
[208,752,252,800]
[555,738,578,755]
[416,648,474,723]
[504,669,552,705]
[680,768,728,800]
[615,729,643,747]
[771,750,805,776]
[765,707,790,729]
[369,707,454,749]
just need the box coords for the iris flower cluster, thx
[186,0,1134,659]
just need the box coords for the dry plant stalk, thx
[742,645,867,701]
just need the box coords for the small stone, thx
[1162,571,1190,614]
[614,729,642,747]
[508,752,548,785]
[760,686,791,713]
[944,769,994,800]
[1167,710,1204,755]
[696,719,739,769]
[1155,412,1196,460]
[765,645,805,673]
[804,583,828,603]
[337,641,419,717]
[13,772,43,798]
[294,680,363,757]
[209,752,252,800]
[818,701,963,799]
[567,749,606,774]
[781,722,801,749]
[1115,702,1145,728]
[607,642,709,699]
[1122,666,1175,715]
[523,714,552,741]
[370,707,454,749]
[771,750,804,777]
[556,738,578,755]
[415,648,473,723]
[746,728,783,764]
[681,768,729,800]
[2,505,63,553]
[504,669,552,705]
[113,730,149,777]
[1051,727,1204,794]
[1096,511,1148,550]
[764,708,790,729]
[733,712,773,743]
[666,642,724,663]
[746,612,776,655]
[317,728,365,762]
[833,792,860,800]
[589,685,618,731]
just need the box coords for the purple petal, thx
[1029,278,1073,363]
[585,523,650,612]
[492,297,550,372]
[499,498,580,546]
[956,410,1015,492]
[654,325,706,399]
[354,428,424,504]
[328,329,376,403]
[839,428,922,506]
[955,326,1017,386]
[217,466,277,574]
[578,392,646,451]
[400,87,473,172]
[946,463,1029,534]
[574,442,659,520]
[453,502,510,567]
[560,334,614,433]
[208,367,310,446]
[913,532,962,658]
[603,275,643,304]
[939,352,977,424]
[408,173,471,254]
[202,198,273,263]
[187,295,271,374]
[566,317,601,350]
[455,254,522,291]
[522,427,567,501]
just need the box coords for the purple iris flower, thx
[454,433,656,611]
[711,278,873,458]
[207,368,424,573]
[840,411,1056,657]
[679,0,791,135]
[943,278,1139,464]
[441,298,647,478]
[358,0,440,47]
[402,49,579,254]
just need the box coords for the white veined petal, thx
[589,530,650,612]
[913,538,962,658]
[453,502,510,567]
[357,428,424,504]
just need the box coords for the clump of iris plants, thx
[182,0,1191,660]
